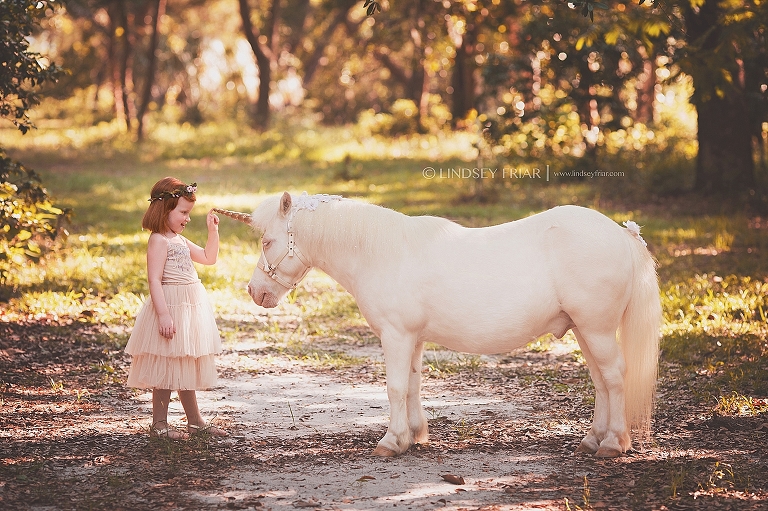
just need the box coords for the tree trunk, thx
[136,0,166,141]
[634,47,655,124]
[238,0,276,130]
[108,4,124,128]
[744,38,768,175]
[694,95,755,193]
[684,0,755,194]
[407,0,427,131]
[113,0,134,131]
[450,23,476,126]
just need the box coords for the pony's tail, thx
[619,232,662,443]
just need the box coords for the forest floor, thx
[1,319,767,511]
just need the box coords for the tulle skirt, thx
[125,282,222,390]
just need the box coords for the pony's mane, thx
[251,194,457,263]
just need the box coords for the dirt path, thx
[138,341,588,510]
[2,320,767,510]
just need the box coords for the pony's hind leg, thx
[573,328,607,454]
[573,327,631,457]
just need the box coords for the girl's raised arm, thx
[188,209,219,265]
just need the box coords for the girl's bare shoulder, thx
[147,232,169,251]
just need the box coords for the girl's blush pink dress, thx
[125,236,222,390]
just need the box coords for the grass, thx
[423,352,484,378]
[2,119,768,410]
[277,338,368,369]
[713,392,768,417]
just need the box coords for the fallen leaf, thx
[441,474,465,485]
[356,475,375,482]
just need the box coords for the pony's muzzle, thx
[247,283,260,304]
[247,283,278,308]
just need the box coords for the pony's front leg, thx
[372,332,417,457]
[407,342,428,445]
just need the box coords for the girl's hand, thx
[158,313,175,339]
[207,209,220,232]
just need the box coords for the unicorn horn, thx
[213,208,253,225]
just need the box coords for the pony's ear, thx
[279,192,292,217]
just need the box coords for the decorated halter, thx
[214,192,343,290]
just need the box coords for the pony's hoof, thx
[575,441,598,454]
[595,446,622,458]
[371,445,399,457]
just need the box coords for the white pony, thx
[215,192,661,458]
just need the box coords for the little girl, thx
[125,177,226,439]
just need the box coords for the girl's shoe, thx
[150,425,189,440]
[188,423,228,437]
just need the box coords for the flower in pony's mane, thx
[149,183,197,202]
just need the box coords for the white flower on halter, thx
[623,220,647,247]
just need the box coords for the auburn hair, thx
[142,177,197,233]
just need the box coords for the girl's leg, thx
[179,389,227,436]
[151,389,188,439]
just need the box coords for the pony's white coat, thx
[244,193,662,457]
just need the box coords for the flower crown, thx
[149,183,197,203]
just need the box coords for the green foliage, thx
[676,0,768,104]
[358,96,454,136]
[0,0,63,134]
[569,0,610,22]
[1,0,67,297]
[357,99,420,136]
[0,153,69,292]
